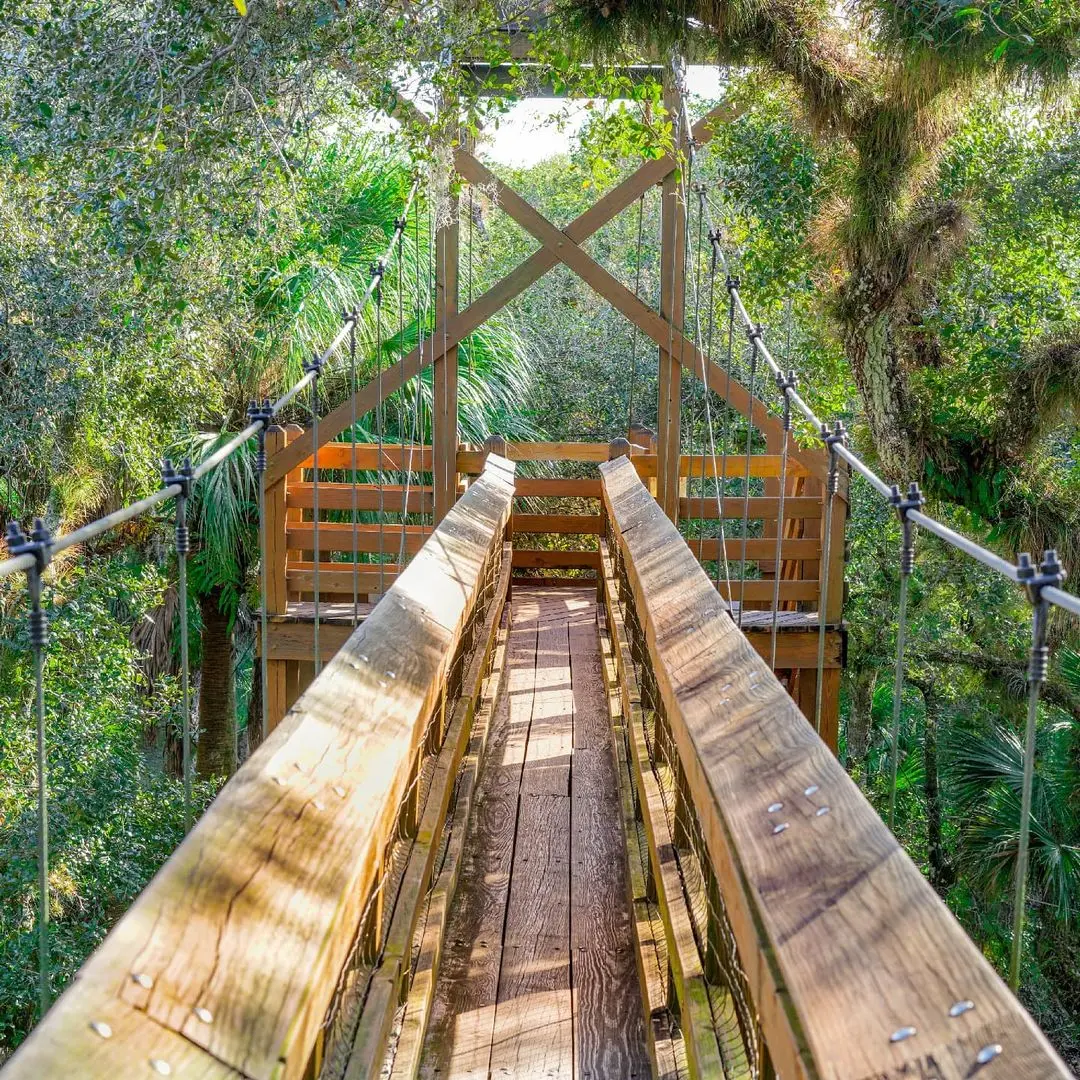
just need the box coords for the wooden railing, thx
[598,454,1068,1080]
[3,455,516,1080]
[265,433,845,739]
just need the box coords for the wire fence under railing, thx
[0,175,421,1021]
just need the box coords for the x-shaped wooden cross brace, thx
[268,102,828,485]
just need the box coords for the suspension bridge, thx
[0,55,1075,1080]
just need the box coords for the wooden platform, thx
[418,586,651,1079]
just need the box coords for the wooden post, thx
[434,157,461,525]
[629,423,658,498]
[265,425,289,732]
[820,468,848,754]
[656,76,686,524]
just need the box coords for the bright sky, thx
[480,66,725,166]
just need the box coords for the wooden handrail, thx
[3,454,516,1080]
[598,455,1068,1080]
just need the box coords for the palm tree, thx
[177,139,539,777]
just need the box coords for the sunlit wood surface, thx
[418,587,651,1080]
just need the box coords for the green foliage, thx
[0,559,218,1051]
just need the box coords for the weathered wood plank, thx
[286,522,427,555]
[600,455,1070,1080]
[295,443,434,471]
[679,495,821,520]
[632,454,809,480]
[689,537,819,562]
[3,456,516,1080]
[390,620,511,1080]
[515,477,602,498]
[288,483,434,513]
[286,565,402,595]
[348,549,512,1077]
[490,793,573,1078]
[512,549,601,570]
[419,602,540,1079]
[512,512,603,535]
[520,599,573,796]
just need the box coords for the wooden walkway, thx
[418,586,651,1079]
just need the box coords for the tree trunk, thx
[839,273,920,483]
[197,585,236,779]
[845,667,876,770]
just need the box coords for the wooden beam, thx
[656,74,686,523]
[599,455,1069,1080]
[514,477,602,498]
[680,496,821,520]
[511,513,603,535]
[1,456,517,1080]
[288,483,433,514]
[449,148,833,489]
[434,149,461,524]
[265,103,740,487]
[511,549,601,570]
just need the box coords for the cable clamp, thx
[303,352,325,378]
[342,306,361,325]
[821,420,847,496]
[246,398,274,432]
[1018,550,1064,684]
[775,369,797,431]
[6,519,52,575]
[247,399,274,473]
[161,458,194,501]
[889,482,924,575]
[746,323,764,344]
[1017,549,1065,606]
[725,274,740,292]
[395,216,408,233]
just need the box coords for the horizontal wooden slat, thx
[3,455,517,1080]
[288,483,434,513]
[298,443,434,471]
[632,455,808,480]
[679,496,821,520]
[458,442,612,473]
[511,549,601,570]
[287,564,403,595]
[286,523,427,556]
[716,579,818,602]
[512,513,603,535]
[263,622,355,662]
[686,537,820,562]
[514,477,602,498]
[599,455,1068,1080]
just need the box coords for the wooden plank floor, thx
[419,587,650,1080]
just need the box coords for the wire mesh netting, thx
[606,523,767,1080]
[317,540,505,1079]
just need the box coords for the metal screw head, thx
[949,999,975,1017]
[890,1026,917,1042]
[149,1059,172,1075]
[804,784,820,797]
[273,775,286,786]
[816,806,831,817]
[132,972,153,989]
[89,1020,113,1039]
[772,822,789,835]
[333,785,346,798]
[193,1006,213,1024]
[767,802,783,813]
[976,1044,1003,1065]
